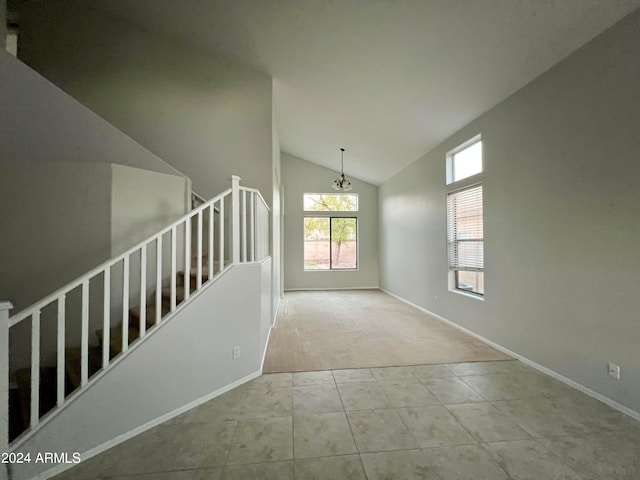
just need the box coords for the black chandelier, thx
[333,148,352,192]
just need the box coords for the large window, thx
[303,194,358,271]
[446,136,484,296]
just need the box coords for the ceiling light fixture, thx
[333,148,352,192]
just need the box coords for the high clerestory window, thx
[446,136,484,297]
[303,194,358,271]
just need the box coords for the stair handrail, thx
[2,175,271,448]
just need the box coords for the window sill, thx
[304,268,359,273]
[449,288,484,301]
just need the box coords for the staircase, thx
[10,253,222,440]
[1,176,270,453]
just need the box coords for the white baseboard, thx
[380,288,640,423]
[38,370,262,480]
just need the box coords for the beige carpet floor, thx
[263,290,511,373]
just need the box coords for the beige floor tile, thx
[410,364,456,380]
[447,402,530,442]
[360,449,435,480]
[81,421,236,477]
[292,370,335,386]
[347,409,418,452]
[337,382,394,411]
[222,460,294,480]
[294,454,366,480]
[446,360,529,376]
[420,444,510,479]
[379,381,441,408]
[422,377,486,405]
[108,468,225,480]
[227,417,293,465]
[397,406,475,448]
[483,439,583,480]
[370,366,418,382]
[538,431,640,480]
[492,397,587,437]
[457,374,519,401]
[241,386,292,419]
[293,384,344,416]
[170,389,246,424]
[332,368,376,383]
[293,412,357,458]
[245,373,292,389]
[459,373,546,401]
[548,394,640,433]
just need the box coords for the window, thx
[303,193,358,211]
[303,194,358,271]
[447,136,482,185]
[446,137,484,296]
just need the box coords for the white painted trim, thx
[380,288,640,422]
[260,325,273,372]
[36,369,262,480]
[0,302,13,311]
[284,286,378,291]
[272,294,281,327]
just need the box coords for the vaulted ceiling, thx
[89,0,640,185]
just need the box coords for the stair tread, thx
[95,325,141,359]
[161,285,186,302]
[95,325,140,340]
[179,265,217,278]
[65,347,103,389]
[130,304,170,326]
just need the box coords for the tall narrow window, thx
[446,136,484,297]
[447,185,484,295]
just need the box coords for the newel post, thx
[230,175,241,264]
[0,301,13,467]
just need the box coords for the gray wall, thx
[17,0,273,204]
[0,162,112,313]
[1,0,6,49]
[111,164,188,257]
[0,52,179,176]
[0,48,189,326]
[1,162,189,370]
[283,153,378,290]
[11,261,272,480]
[379,10,640,414]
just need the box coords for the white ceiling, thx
[89,0,640,185]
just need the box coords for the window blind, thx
[447,184,484,270]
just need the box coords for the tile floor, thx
[53,360,640,479]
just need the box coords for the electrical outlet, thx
[233,346,240,360]
[607,362,620,380]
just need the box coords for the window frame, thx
[445,135,484,299]
[303,215,359,271]
[303,193,360,272]
[446,134,482,185]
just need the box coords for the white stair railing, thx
[1,175,269,449]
